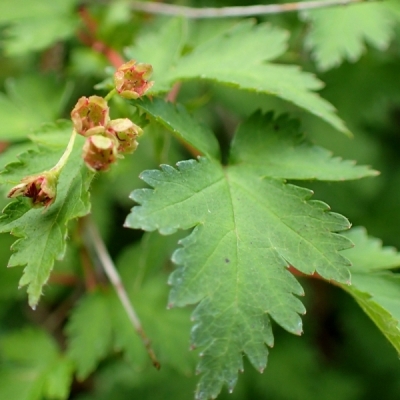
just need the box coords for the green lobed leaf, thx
[338,227,400,354]
[0,328,74,400]
[172,20,348,133]
[0,127,94,308]
[137,97,220,160]
[126,18,348,133]
[125,112,359,399]
[302,2,396,71]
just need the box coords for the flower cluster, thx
[70,60,152,172]
[7,60,152,208]
[71,96,143,172]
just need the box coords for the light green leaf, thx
[302,2,396,71]
[0,0,76,21]
[66,290,114,380]
[0,129,93,308]
[137,97,220,160]
[342,272,400,354]
[127,19,348,133]
[339,228,400,354]
[0,0,79,55]
[0,122,72,185]
[0,328,73,400]
[173,19,288,71]
[170,20,347,133]
[125,112,356,399]
[342,227,400,272]
[0,75,71,140]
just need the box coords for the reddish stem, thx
[77,6,125,68]
[48,273,80,286]
[288,266,324,280]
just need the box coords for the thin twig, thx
[130,0,369,18]
[82,217,161,369]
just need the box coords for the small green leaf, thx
[0,328,73,400]
[125,113,358,399]
[66,290,114,379]
[302,2,396,71]
[43,357,75,400]
[343,272,400,354]
[341,227,400,272]
[0,130,93,308]
[339,228,400,354]
[137,97,220,160]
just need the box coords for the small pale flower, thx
[8,172,58,208]
[71,96,110,136]
[107,118,142,154]
[114,60,154,99]
[82,134,118,172]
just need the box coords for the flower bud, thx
[82,134,118,172]
[114,60,154,99]
[71,96,110,136]
[8,172,58,208]
[106,118,142,154]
